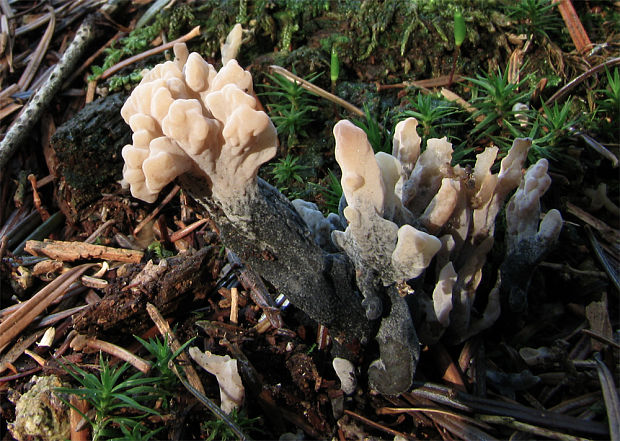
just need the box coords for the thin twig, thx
[343,409,415,440]
[581,329,620,350]
[70,334,151,374]
[100,26,201,80]
[64,30,125,87]
[133,185,180,236]
[583,225,620,293]
[545,57,620,106]
[145,302,205,394]
[85,219,116,244]
[170,218,207,242]
[479,414,590,441]
[552,0,592,54]
[269,65,364,116]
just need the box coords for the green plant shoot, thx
[331,45,340,85]
[454,10,466,47]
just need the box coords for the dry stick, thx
[227,250,283,329]
[402,393,496,441]
[566,202,620,244]
[549,391,604,414]
[71,334,151,374]
[552,0,592,54]
[343,409,415,440]
[0,329,46,374]
[230,287,239,324]
[174,370,252,441]
[545,57,620,106]
[170,218,207,242]
[409,382,609,437]
[0,1,122,171]
[145,302,205,395]
[85,219,116,244]
[538,261,606,278]
[17,6,55,91]
[27,174,50,221]
[0,0,13,18]
[375,74,462,93]
[581,329,620,350]
[133,184,180,236]
[0,103,22,121]
[0,264,93,351]
[70,395,90,441]
[377,407,493,430]
[25,239,144,263]
[269,65,364,116]
[100,25,201,80]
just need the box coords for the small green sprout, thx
[453,10,466,47]
[330,45,340,87]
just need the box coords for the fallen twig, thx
[170,218,207,242]
[174,365,252,441]
[145,302,205,395]
[227,250,283,330]
[583,225,620,293]
[552,0,592,54]
[545,57,620,106]
[25,239,144,263]
[70,333,151,374]
[133,184,180,236]
[343,409,416,440]
[17,6,55,91]
[479,414,590,441]
[12,211,65,255]
[0,329,46,374]
[100,25,201,80]
[269,65,364,116]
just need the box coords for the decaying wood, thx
[25,239,144,263]
[72,246,215,337]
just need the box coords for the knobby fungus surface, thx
[120,43,562,395]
